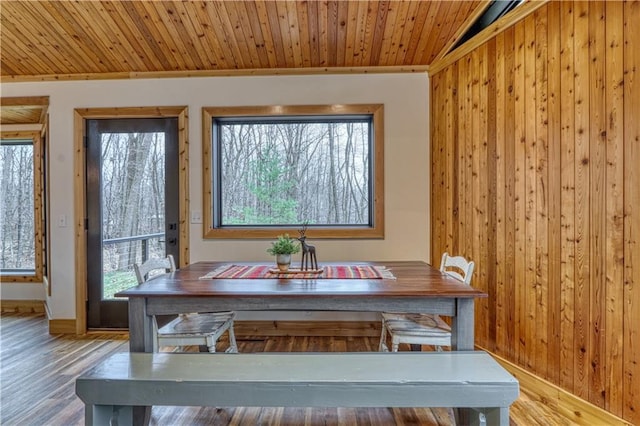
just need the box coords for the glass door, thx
[86,118,179,328]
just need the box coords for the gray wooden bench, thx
[75,351,519,426]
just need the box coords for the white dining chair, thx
[134,255,238,353]
[378,252,475,352]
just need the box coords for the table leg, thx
[452,298,476,424]
[128,298,153,425]
[127,298,154,352]
[451,298,475,351]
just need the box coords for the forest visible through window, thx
[214,117,372,228]
[100,132,166,298]
[0,141,35,272]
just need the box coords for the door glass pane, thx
[101,132,166,299]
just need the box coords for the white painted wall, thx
[1,73,430,321]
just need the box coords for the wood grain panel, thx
[588,0,606,407]
[343,1,359,68]
[126,2,181,69]
[494,30,507,357]
[572,0,591,400]
[558,0,576,393]
[513,19,526,370]
[623,1,640,420]
[534,7,549,379]
[523,13,536,374]
[97,1,149,71]
[444,64,458,257]
[545,0,562,387]
[367,0,388,66]
[478,42,491,349]
[430,71,445,260]
[194,2,231,68]
[604,0,625,416]
[456,55,470,267]
[420,1,453,66]
[261,1,285,69]
[247,1,276,68]
[285,1,304,68]
[304,0,320,68]
[486,38,498,352]
[24,2,89,74]
[503,26,516,362]
[402,1,430,65]
[334,1,349,68]
[470,51,481,323]
[429,2,640,424]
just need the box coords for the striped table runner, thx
[199,264,395,280]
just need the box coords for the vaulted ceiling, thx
[1,0,487,81]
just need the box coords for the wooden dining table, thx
[115,260,490,425]
[116,260,487,353]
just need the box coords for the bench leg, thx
[454,407,474,426]
[132,406,151,426]
[86,404,134,426]
[480,407,510,426]
[455,407,510,426]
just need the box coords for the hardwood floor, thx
[0,313,573,426]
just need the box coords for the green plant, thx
[266,234,300,255]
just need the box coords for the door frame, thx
[73,107,189,334]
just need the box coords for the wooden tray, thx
[268,267,324,275]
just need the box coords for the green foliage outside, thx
[226,148,298,225]
[239,197,298,225]
[103,270,137,300]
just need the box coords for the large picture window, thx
[203,105,384,239]
[0,132,43,281]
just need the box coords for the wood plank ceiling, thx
[0,0,485,81]
[0,96,49,127]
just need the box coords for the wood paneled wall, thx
[430,1,639,423]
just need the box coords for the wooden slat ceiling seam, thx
[432,1,492,63]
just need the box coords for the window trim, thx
[0,130,44,282]
[202,104,384,239]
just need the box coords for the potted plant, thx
[267,234,300,271]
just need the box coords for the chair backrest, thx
[134,255,176,284]
[439,252,474,285]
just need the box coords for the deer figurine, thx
[297,224,318,271]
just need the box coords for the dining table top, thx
[116,260,487,299]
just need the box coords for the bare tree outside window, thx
[0,142,35,272]
[100,132,166,298]
[215,117,372,227]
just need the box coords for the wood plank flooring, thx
[0,313,574,425]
